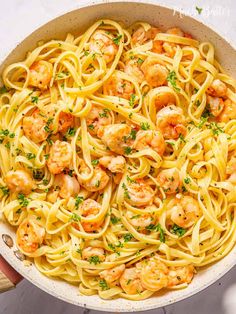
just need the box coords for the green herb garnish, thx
[167,71,180,92]
[112,34,122,45]
[17,193,29,207]
[145,223,165,242]
[140,122,150,130]
[171,224,187,237]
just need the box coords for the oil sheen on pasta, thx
[1,20,236,300]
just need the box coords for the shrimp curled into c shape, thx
[16,218,45,253]
[169,195,200,228]
[156,105,187,139]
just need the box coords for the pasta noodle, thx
[1,19,236,300]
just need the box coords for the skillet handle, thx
[0,255,22,293]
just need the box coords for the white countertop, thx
[0,0,236,313]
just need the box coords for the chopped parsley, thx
[182,186,187,193]
[124,146,132,155]
[69,213,81,222]
[110,216,121,224]
[167,71,180,92]
[0,186,9,196]
[123,129,137,142]
[31,96,38,104]
[88,255,101,265]
[88,124,94,130]
[197,116,208,128]
[42,179,49,185]
[137,58,144,65]
[145,223,165,242]
[130,129,137,140]
[91,159,99,166]
[140,122,150,130]
[126,175,135,183]
[171,224,187,237]
[0,129,9,136]
[99,108,110,118]
[123,233,134,242]
[83,50,90,56]
[17,193,29,207]
[184,177,191,184]
[112,34,122,45]
[75,196,84,209]
[0,85,8,94]
[208,122,224,136]
[0,129,14,143]
[122,183,130,199]
[99,279,109,290]
[26,153,36,160]
[66,128,76,137]
[44,154,49,160]
[129,94,136,107]
[179,134,186,143]
[44,118,53,133]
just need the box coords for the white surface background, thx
[0,0,236,313]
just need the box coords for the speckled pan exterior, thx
[0,1,236,312]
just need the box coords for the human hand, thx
[0,255,22,286]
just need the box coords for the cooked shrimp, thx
[124,59,145,84]
[166,27,184,37]
[156,105,187,139]
[132,26,160,44]
[218,99,236,123]
[22,109,48,143]
[43,105,74,134]
[46,190,59,203]
[86,105,112,136]
[5,170,36,194]
[125,180,155,207]
[103,75,134,100]
[141,57,168,87]
[16,218,45,253]
[170,195,200,228]
[28,60,53,90]
[89,31,118,63]
[207,79,227,98]
[132,130,165,156]
[99,155,126,173]
[100,264,125,284]
[207,95,224,117]
[139,257,169,291]
[168,265,194,287]
[162,28,186,58]
[82,247,105,262]
[78,162,109,192]
[47,140,72,174]
[80,198,103,232]
[98,124,132,155]
[120,267,144,295]
[226,156,236,183]
[154,92,176,111]
[126,211,153,229]
[157,168,181,194]
[57,112,74,133]
[132,26,163,53]
[54,174,80,199]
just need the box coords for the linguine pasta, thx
[1,19,236,300]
